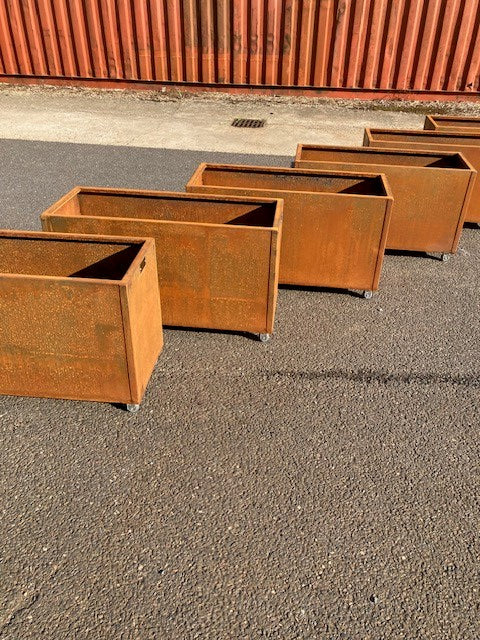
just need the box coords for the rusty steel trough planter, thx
[0,231,163,410]
[41,187,282,338]
[294,145,476,256]
[424,115,480,133]
[364,128,480,224]
[186,164,392,295]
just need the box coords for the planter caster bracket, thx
[258,333,271,343]
[363,290,373,300]
[126,403,140,413]
[440,253,451,262]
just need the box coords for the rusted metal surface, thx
[1,0,480,101]
[364,128,480,224]
[0,230,163,405]
[295,145,476,254]
[186,164,392,292]
[425,115,480,132]
[41,188,282,335]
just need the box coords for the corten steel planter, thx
[186,164,393,296]
[294,145,476,257]
[424,115,480,133]
[0,231,163,411]
[41,187,283,339]
[364,128,480,224]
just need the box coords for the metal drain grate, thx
[231,118,266,128]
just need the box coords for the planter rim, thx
[426,114,480,124]
[41,212,283,233]
[188,163,394,200]
[42,186,284,231]
[366,127,480,143]
[0,229,154,286]
[56,185,284,206]
[295,144,475,172]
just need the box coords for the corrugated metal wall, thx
[0,0,479,99]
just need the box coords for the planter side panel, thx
[42,215,276,334]
[364,138,480,223]
[295,160,471,253]
[0,277,131,402]
[120,243,163,404]
[187,185,389,290]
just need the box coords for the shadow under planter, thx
[364,128,480,224]
[0,231,163,409]
[186,163,393,296]
[41,188,283,339]
[294,145,476,257]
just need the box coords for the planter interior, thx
[297,146,468,169]
[69,189,278,227]
[0,235,142,280]
[425,115,480,130]
[366,130,480,146]
[196,165,387,196]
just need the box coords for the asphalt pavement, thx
[0,139,479,639]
